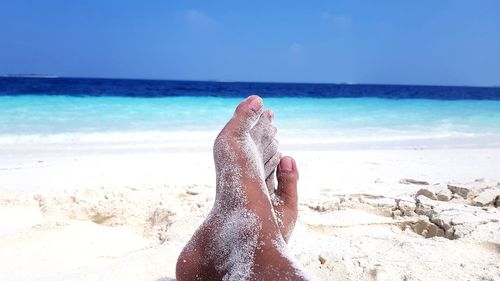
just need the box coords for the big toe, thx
[275,156,299,241]
[276,156,299,210]
[224,95,264,136]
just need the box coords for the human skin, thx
[176,96,309,280]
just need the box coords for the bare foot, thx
[176,96,308,281]
[250,109,280,194]
[250,109,298,242]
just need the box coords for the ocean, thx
[1,77,500,149]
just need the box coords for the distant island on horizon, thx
[2,74,58,78]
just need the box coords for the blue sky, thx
[1,0,499,86]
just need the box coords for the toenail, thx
[248,96,263,111]
[280,157,293,172]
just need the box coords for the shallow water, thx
[1,78,500,149]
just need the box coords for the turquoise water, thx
[1,95,500,148]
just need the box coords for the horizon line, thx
[1,74,499,89]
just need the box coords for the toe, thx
[276,156,299,211]
[274,156,299,242]
[225,95,264,135]
[264,152,281,195]
[250,109,275,148]
[253,110,274,130]
[265,172,276,195]
[255,109,274,126]
[265,152,281,179]
[263,139,279,163]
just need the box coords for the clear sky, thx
[1,0,499,86]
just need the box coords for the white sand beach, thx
[2,0,500,279]
[0,139,499,281]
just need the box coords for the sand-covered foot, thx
[249,107,298,244]
[176,96,308,281]
[250,110,298,243]
[251,109,281,194]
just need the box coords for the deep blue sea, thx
[1,77,500,149]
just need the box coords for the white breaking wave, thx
[1,129,499,150]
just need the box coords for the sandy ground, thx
[0,143,499,281]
